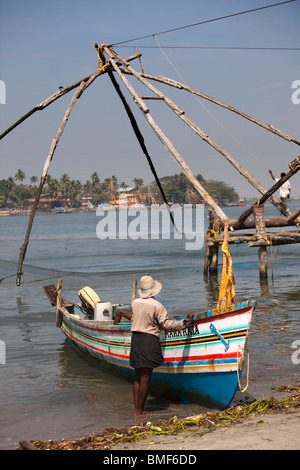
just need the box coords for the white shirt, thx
[275,177,290,198]
[131,297,187,337]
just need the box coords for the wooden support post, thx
[287,206,300,225]
[132,280,137,302]
[238,155,300,224]
[253,205,268,279]
[56,279,62,328]
[204,209,220,275]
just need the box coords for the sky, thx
[0,0,299,198]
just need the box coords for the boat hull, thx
[59,300,255,410]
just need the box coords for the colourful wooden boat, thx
[53,290,256,410]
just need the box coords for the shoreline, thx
[17,385,300,451]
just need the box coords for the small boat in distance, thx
[238,199,246,206]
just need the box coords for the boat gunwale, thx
[58,299,256,333]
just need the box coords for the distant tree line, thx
[0,169,239,209]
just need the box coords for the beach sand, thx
[113,409,300,451]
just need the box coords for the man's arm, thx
[113,309,132,325]
[156,304,195,331]
[269,169,275,181]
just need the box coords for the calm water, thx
[0,204,299,449]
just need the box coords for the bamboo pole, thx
[0,53,141,140]
[237,155,300,225]
[106,46,283,216]
[206,230,300,246]
[220,216,291,231]
[122,70,300,147]
[16,71,100,286]
[95,45,177,229]
[102,45,228,221]
[287,206,300,224]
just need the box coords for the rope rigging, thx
[110,1,297,46]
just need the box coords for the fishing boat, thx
[44,280,256,410]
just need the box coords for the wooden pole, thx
[206,230,300,246]
[102,45,228,221]
[16,70,100,286]
[95,45,177,229]
[219,223,228,308]
[238,155,300,224]
[132,280,137,301]
[107,46,284,216]
[56,279,63,328]
[253,205,268,279]
[124,70,300,146]
[0,53,142,141]
[204,210,220,275]
[287,206,300,224]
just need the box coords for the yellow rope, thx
[256,233,271,245]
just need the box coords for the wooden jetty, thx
[0,44,299,284]
[204,155,300,280]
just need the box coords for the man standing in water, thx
[114,275,194,416]
[269,169,291,216]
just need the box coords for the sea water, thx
[0,204,299,449]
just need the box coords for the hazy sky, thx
[0,0,299,197]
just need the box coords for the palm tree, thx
[111,175,118,188]
[59,173,71,204]
[133,178,143,190]
[30,176,38,185]
[120,181,128,191]
[14,169,25,183]
[6,177,15,191]
[90,172,100,187]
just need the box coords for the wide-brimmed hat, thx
[138,275,162,298]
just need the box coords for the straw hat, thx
[138,275,162,298]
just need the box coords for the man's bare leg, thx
[133,368,152,416]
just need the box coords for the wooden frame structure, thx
[1,44,299,285]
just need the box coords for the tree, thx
[119,181,128,191]
[90,172,100,187]
[133,178,143,190]
[14,169,25,183]
[30,176,38,185]
[60,173,71,202]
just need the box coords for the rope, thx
[256,233,271,245]
[110,2,297,46]
[237,345,250,393]
[150,251,192,273]
[154,36,300,195]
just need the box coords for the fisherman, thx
[114,275,194,416]
[269,169,291,216]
